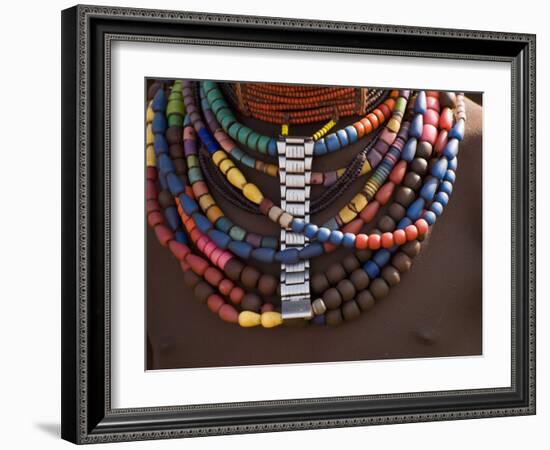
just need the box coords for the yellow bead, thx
[350,193,367,212]
[206,205,223,223]
[146,104,154,122]
[219,158,235,174]
[227,167,247,189]
[198,194,215,211]
[338,205,357,224]
[212,150,227,166]
[386,117,401,133]
[359,160,372,176]
[239,311,261,327]
[242,183,263,204]
[261,312,283,328]
[146,124,154,145]
[281,124,289,136]
[146,145,156,167]
[266,164,278,177]
[336,168,346,177]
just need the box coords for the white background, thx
[0,0,545,449]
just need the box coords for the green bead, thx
[246,132,260,150]
[187,167,203,184]
[237,126,252,145]
[167,114,183,128]
[166,99,185,116]
[229,226,246,241]
[228,123,241,140]
[395,97,407,115]
[186,155,199,168]
[220,112,235,130]
[257,135,270,154]
[241,155,255,168]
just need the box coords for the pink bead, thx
[426,90,440,98]
[342,218,363,235]
[183,127,194,140]
[196,236,208,252]
[439,107,453,131]
[434,130,448,154]
[217,251,233,270]
[204,241,217,258]
[211,248,224,266]
[379,128,397,146]
[426,96,440,112]
[375,182,395,204]
[360,201,380,223]
[421,124,438,145]
[389,160,407,185]
[423,108,439,127]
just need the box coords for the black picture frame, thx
[61,4,536,444]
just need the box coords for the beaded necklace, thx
[146,79,466,328]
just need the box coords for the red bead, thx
[146,180,157,200]
[207,295,225,314]
[146,199,160,213]
[261,303,275,313]
[381,232,394,248]
[168,240,189,260]
[405,225,419,241]
[323,242,337,253]
[439,107,453,131]
[426,96,440,111]
[434,130,448,154]
[368,233,381,250]
[146,167,157,181]
[421,124,438,145]
[359,201,380,223]
[378,103,391,119]
[219,279,234,295]
[204,267,223,286]
[389,161,407,185]
[423,108,439,127]
[394,229,407,245]
[355,234,369,250]
[147,211,164,227]
[342,218,363,235]
[154,224,173,247]
[186,254,209,276]
[229,287,244,304]
[218,304,239,323]
[415,218,429,236]
[375,182,395,205]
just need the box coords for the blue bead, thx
[152,113,167,133]
[342,233,356,248]
[275,248,300,264]
[336,129,349,147]
[373,249,391,267]
[175,230,188,244]
[435,192,449,206]
[430,201,444,216]
[157,153,175,174]
[407,198,425,220]
[448,157,458,171]
[397,217,413,229]
[402,137,417,162]
[166,173,185,195]
[215,216,232,233]
[304,224,319,239]
[364,261,380,278]
[448,119,465,141]
[311,314,326,325]
[178,193,197,215]
[192,213,212,233]
[345,125,358,144]
[431,157,448,179]
[420,176,439,201]
[291,219,305,233]
[329,230,344,245]
[152,89,166,111]
[410,113,423,138]
[443,138,459,159]
[444,170,456,183]
[158,173,167,190]
[228,241,252,259]
[299,242,324,259]
[317,227,331,242]
[314,139,328,156]
[154,134,168,155]
[208,229,231,249]
[414,91,427,114]
[325,134,340,152]
[423,210,437,225]
[252,248,276,263]
[165,206,180,230]
[440,180,454,195]
[267,139,278,157]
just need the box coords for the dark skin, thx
[146,91,482,370]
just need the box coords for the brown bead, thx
[402,240,421,258]
[194,282,214,303]
[355,249,373,262]
[166,127,183,144]
[158,190,175,208]
[416,141,433,160]
[147,82,163,100]
[403,172,422,191]
[169,143,184,159]
[342,300,361,321]
[326,308,343,326]
[378,215,396,232]
[336,279,356,302]
[241,293,262,312]
[392,252,412,273]
[258,274,277,296]
[395,186,415,207]
[370,278,389,300]
[183,270,201,288]
[224,259,244,281]
[381,266,401,287]
[342,255,360,273]
[410,157,428,176]
[240,266,261,289]
[440,91,457,108]
[311,273,330,294]
[326,264,346,284]
[350,269,370,290]
[173,158,187,175]
[388,203,406,222]
[322,287,342,310]
[356,290,375,311]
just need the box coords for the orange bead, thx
[355,234,369,250]
[360,118,373,134]
[381,232,394,248]
[367,112,379,129]
[353,121,365,138]
[405,225,419,241]
[373,108,385,125]
[394,229,407,245]
[368,233,381,250]
[415,218,429,236]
